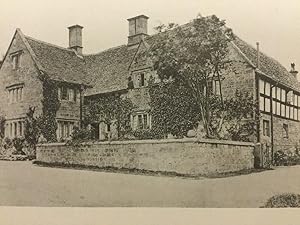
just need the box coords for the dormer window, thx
[135,72,147,88]
[140,73,145,87]
[10,51,22,70]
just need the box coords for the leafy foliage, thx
[0,116,5,138]
[263,193,300,208]
[148,15,235,138]
[274,150,300,166]
[210,91,259,141]
[12,137,26,155]
[24,107,40,149]
[84,94,134,139]
[39,78,60,142]
[149,81,200,138]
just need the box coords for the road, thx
[0,161,299,207]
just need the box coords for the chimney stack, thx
[68,25,83,54]
[290,63,299,80]
[127,15,149,46]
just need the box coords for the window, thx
[59,87,77,102]
[140,73,145,87]
[263,120,270,137]
[132,113,151,130]
[208,79,221,95]
[5,120,25,138]
[259,80,265,94]
[68,88,77,102]
[61,87,68,100]
[259,80,300,121]
[12,54,20,69]
[8,86,23,103]
[57,121,75,139]
[283,124,289,139]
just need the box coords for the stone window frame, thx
[58,86,77,102]
[262,119,270,137]
[6,83,24,104]
[131,111,151,130]
[57,120,76,140]
[10,50,23,70]
[5,119,25,138]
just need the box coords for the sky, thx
[0,0,300,71]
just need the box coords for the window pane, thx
[61,87,68,100]
[272,100,276,114]
[281,89,286,102]
[290,106,294,119]
[281,104,285,117]
[259,96,264,111]
[265,98,270,112]
[272,87,276,98]
[265,82,270,96]
[294,108,297,120]
[286,106,290,118]
[259,80,265,94]
[143,114,148,129]
[276,102,280,115]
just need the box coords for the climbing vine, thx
[38,75,60,142]
[149,81,200,138]
[84,94,134,139]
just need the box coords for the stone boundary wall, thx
[36,138,255,176]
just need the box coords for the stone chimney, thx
[68,25,83,54]
[290,63,299,80]
[127,15,149,46]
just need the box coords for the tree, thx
[148,15,235,138]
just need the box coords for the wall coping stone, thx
[37,138,255,148]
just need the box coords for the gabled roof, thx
[11,18,299,95]
[25,35,90,86]
[84,45,137,95]
[233,36,300,92]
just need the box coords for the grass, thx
[262,193,300,208]
[33,161,271,180]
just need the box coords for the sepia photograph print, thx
[0,0,300,208]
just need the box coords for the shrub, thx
[3,137,13,150]
[274,150,300,166]
[263,193,300,208]
[132,129,162,140]
[66,126,94,146]
[12,137,25,155]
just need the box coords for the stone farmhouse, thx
[0,14,299,155]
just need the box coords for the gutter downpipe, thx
[270,85,275,166]
[79,85,83,129]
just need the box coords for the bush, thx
[12,137,25,155]
[274,150,300,166]
[132,129,162,140]
[263,193,300,208]
[65,126,94,146]
[3,137,13,150]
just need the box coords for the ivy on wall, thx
[149,81,200,138]
[38,75,60,142]
[84,94,134,139]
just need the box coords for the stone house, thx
[0,14,299,155]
